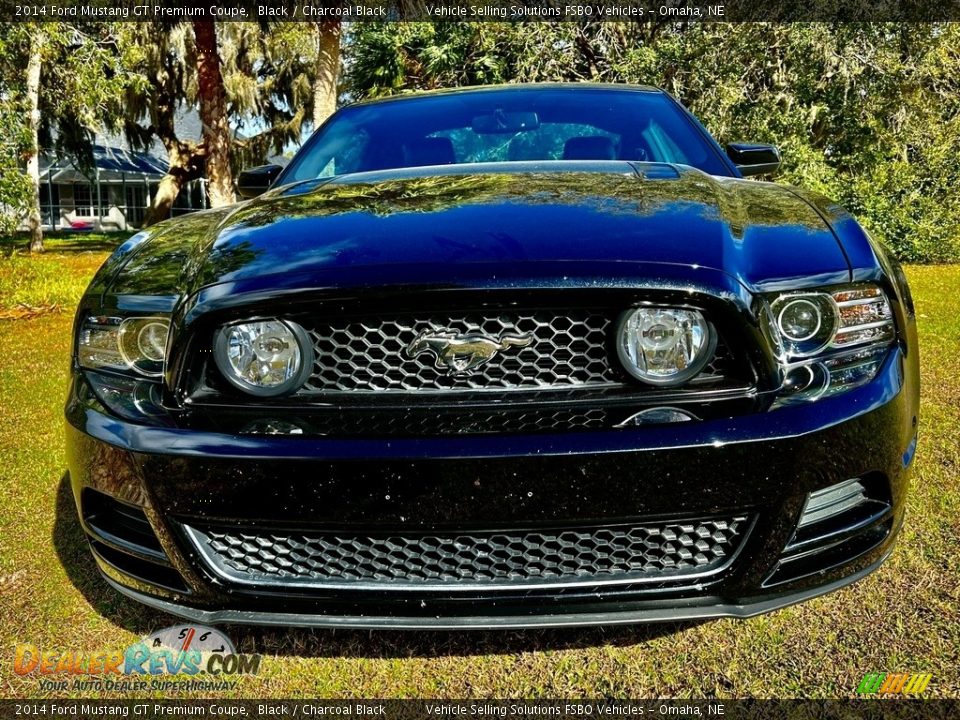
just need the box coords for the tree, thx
[122,22,319,225]
[0,22,130,250]
[313,20,342,129]
[193,21,234,208]
[23,27,44,252]
[122,22,202,227]
[0,103,33,238]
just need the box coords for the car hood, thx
[104,162,851,302]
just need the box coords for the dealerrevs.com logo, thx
[13,625,261,693]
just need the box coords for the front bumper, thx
[102,554,891,630]
[65,348,918,628]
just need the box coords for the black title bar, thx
[0,700,958,719]
[3,0,960,22]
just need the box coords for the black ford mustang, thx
[66,84,919,629]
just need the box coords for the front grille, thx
[303,310,615,393]
[300,310,735,394]
[186,517,750,590]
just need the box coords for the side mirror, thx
[237,164,283,199]
[726,143,781,177]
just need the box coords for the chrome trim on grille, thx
[184,517,751,592]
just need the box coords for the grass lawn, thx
[0,231,126,318]
[0,244,957,699]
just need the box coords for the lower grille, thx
[237,406,612,437]
[186,517,750,590]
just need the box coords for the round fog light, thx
[617,307,716,386]
[214,319,313,397]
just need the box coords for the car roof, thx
[347,83,665,108]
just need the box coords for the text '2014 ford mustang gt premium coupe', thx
[66,84,919,629]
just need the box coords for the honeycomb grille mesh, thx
[238,406,611,437]
[189,517,749,588]
[302,310,616,393]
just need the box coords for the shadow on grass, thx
[43,239,125,253]
[2,231,127,254]
[54,473,703,658]
[224,617,706,660]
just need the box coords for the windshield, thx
[281,87,732,182]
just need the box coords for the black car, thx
[66,84,919,629]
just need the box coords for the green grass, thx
[0,252,957,700]
[0,232,125,316]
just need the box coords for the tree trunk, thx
[313,20,342,130]
[192,21,234,208]
[143,166,189,227]
[142,138,203,227]
[25,29,44,253]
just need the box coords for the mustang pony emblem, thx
[405,330,534,375]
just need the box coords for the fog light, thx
[616,407,698,427]
[617,307,715,386]
[214,319,313,397]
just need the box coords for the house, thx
[35,107,294,232]
[37,144,209,232]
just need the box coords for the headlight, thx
[616,307,716,386]
[831,285,895,348]
[768,284,895,404]
[770,295,837,356]
[767,284,894,360]
[78,316,170,377]
[213,319,313,397]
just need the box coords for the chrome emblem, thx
[405,330,534,376]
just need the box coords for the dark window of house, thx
[125,184,146,225]
[39,184,60,226]
[74,184,94,217]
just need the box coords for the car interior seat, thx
[403,137,456,167]
[562,136,618,160]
